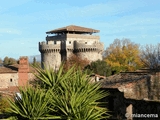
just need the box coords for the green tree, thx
[8,58,17,65]
[3,57,17,65]
[33,57,36,65]
[3,56,9,65]
[32,57,41,67]
[104,39,143,73]
[85,60,112,76]
[7,65,110,120]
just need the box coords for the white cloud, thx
[0,28,21,35]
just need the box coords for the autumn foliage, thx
[63,54,90,71]
[104,39,143,73]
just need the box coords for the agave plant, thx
[7,87,60,120]
[33,64,74,90]
[7,64,110,119]
[34,65,110,119]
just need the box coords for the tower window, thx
[69,41,71,44]
[10,78,12,82]
[85,42,87,44]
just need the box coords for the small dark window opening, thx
[10,78,12,82]
[69,41,71,44]
[85,42,87,44]
[54,41,57,44]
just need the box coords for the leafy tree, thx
[3,56,9,65]
[104,39,143,73]
[3,57,17,65]
[7,65,110,120]
[8,58,17,65]
[64,54,90,71]
[85,60,112,76]
[141,43,160,69]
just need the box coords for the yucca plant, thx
[34,65,110,119]
[7,87,60,120]
[33,64,74,90]
[7,64,110,119]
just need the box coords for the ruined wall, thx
[100,73,153,100]
[117,73,160,101]
[103,89,160,120]
[100,72,160,119]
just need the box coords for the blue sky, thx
[0,0,160,59]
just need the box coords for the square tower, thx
[39,25,104,69]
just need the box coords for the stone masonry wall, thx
[0,73,18,88]
[100,73,160,101]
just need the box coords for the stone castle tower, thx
[39,25,104,69]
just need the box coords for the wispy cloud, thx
[0,28,21,35]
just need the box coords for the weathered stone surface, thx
[0,73,18,88]
[100,72,160,101]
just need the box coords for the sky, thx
[0,0,160,59]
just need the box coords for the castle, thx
[39,25,104,69]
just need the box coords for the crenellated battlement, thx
[74,41,103,52]
[39,41,61,53]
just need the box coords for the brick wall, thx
[18,57,29,86]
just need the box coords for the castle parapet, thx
[74,41,104,52]
[39,42,61,52]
